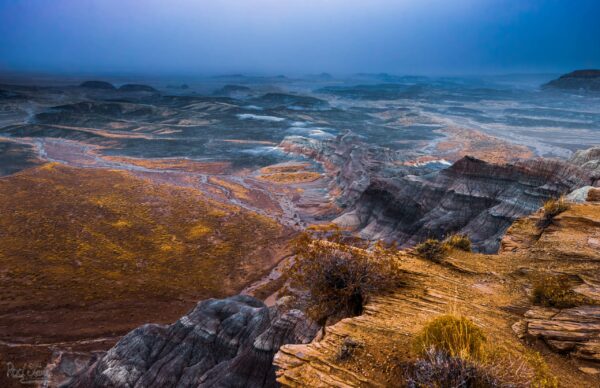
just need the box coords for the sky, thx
[0,0,599,76]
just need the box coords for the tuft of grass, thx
[413,315,486,359]
[523,350,559,388]
[414,239,448,263]
[543,196,570,218]
[531,274,590,308]
[410,316,559,387]
[537,196,570,228]
[444,234,472,252]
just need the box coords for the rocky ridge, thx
[275,199,600,387]
[282,135,597,252]
[62,295,319,387]
[543,70,600,92]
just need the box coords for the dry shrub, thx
[338,337,364,361]
[290,227,403,322]
[409,315,558,387]
[414,238,449,262]
[405,348,558,388]
[537,196,570,228]
[444,233,472,252]
[404,347,500,388]
[413,315,486,359]
[532,274,590,308]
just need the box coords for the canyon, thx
[0,72,599,387]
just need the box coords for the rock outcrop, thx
[570,146,600,177]
[62,295,319,388]
[543,70,600,92]
[346,157,594,252]
[518,306,600,362]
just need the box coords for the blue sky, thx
[1,0,599,75]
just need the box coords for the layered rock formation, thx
[282,135,596,252]
[344,157,594,252]
[543,70,600,92]
[63,295,319,388]
[570,146,600,177]
[518,306,600,362]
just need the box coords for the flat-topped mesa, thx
[61,295,319,388]
[543,69,600,92]
[79,80,116,90]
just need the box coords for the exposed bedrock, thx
[341,157,594,252]
[62,295,319,388]
[517,306,600,362]
[281,135,596,253]
[570,146,600,177]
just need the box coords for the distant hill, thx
[79,80,116,90]
[543,69,600,91]
[118,83,158,92]
[213,84,252,97]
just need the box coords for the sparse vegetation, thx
[414,238,448,262]
[537,196,570,228]
[413,315,486,359]
[444,233,472,252]
[257,171,322,184]
[0,164,285,306]
[403,347,500,388]
[338,337,364,361]
[290,227,403,322]
[532,274,590,308]
[410,315,558,387]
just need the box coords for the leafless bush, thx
[403,347,501,388]
[290,227,403,322]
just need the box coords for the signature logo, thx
[4,361,46,385]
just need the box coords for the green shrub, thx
[532,274,589,308]
[413,315,486,359]
[444,234,472,252]
[414,239,448,262]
